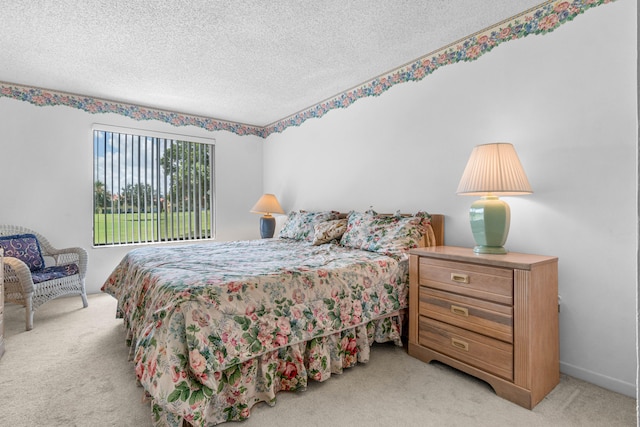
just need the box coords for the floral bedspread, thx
[102,238,409,425]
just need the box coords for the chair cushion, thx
[31,264,80,284]
[0,233,45,271]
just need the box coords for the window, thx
[93,126,215,246]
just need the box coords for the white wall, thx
[0,98,264,295]
[264,1,638,397]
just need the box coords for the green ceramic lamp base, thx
[473,245,507,254]
[469,195,510,254]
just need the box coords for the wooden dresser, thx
[408,246,558,409]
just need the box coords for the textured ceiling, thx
[1,1,543,126]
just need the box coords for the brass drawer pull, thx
[451,273,470,284]
[450,305,469,317]
[451,337,469,351]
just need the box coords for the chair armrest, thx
[3,256,35,294]
[49,247,88,279]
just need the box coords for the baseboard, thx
[560,361,637,398]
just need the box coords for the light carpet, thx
[0,294,636,427]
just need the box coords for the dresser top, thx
[409,246,557,270]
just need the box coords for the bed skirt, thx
[147,312,404,427]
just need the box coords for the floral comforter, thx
[102,238,409,426]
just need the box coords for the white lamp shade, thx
[456,143,533,196]
[250,194,285,215]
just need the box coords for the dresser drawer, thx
[419,316,513,381]
[419,287,513,343]
[418,257,513,305]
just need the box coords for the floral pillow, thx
[415,211,436,246]
[278,210,341,242]
[0,233,46,271]
[312,218,348,245]
[340,211,430,259]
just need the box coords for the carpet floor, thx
[0,293,636,426]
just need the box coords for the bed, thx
[102,210,444,426]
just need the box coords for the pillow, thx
[414,211,435,246]
[339,211,429,259]
[278,210,341,242]
[0,233,46,271]
[312,218,348,245]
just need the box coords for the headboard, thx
[430,214,444,246]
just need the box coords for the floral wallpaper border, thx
[0,0,614,139]
[0,83,265,137]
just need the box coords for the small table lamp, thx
[456,143,532,254]
[250,194,285,238]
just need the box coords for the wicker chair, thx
[0,225,88,330]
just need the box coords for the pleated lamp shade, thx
[456,143,532,196]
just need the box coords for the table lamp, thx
[456,143,532,254]
[250,194,285,238]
